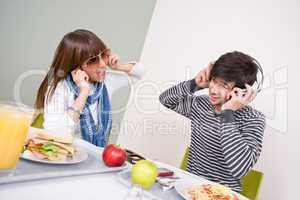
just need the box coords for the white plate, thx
[20,145,88,165]
[174,177,248,200]
[175,177,207,200]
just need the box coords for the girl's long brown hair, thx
[35,29,107,111]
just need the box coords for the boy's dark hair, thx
[210,51,260,89]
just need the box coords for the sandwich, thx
[23,131,75,161]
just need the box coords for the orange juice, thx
[0,103,33,169]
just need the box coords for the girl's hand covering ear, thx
[71,68,90,93]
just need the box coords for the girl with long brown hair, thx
[35,29,145,147]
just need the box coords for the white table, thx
[0,160,248,200]
[0,170,129,200]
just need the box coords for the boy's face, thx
[208,77,235,107]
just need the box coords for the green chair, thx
[180,146,190,170]
[180,147,264,200]
[31,113,44,128]
[241,170,264,200]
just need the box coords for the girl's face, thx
[81,49,111,82]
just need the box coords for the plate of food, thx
[21,130,88,164]
[175,178,240,200]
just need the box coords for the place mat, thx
[118,170,184,200]
[0,139,129,185]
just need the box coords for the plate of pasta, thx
[175,178,241,200]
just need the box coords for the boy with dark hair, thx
[159,51,266,192]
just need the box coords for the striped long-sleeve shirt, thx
[159,79,266,192]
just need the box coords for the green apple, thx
[131,160,158,189]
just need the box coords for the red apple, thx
[102,144,127,167]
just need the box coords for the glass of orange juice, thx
[0,102,33,173]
